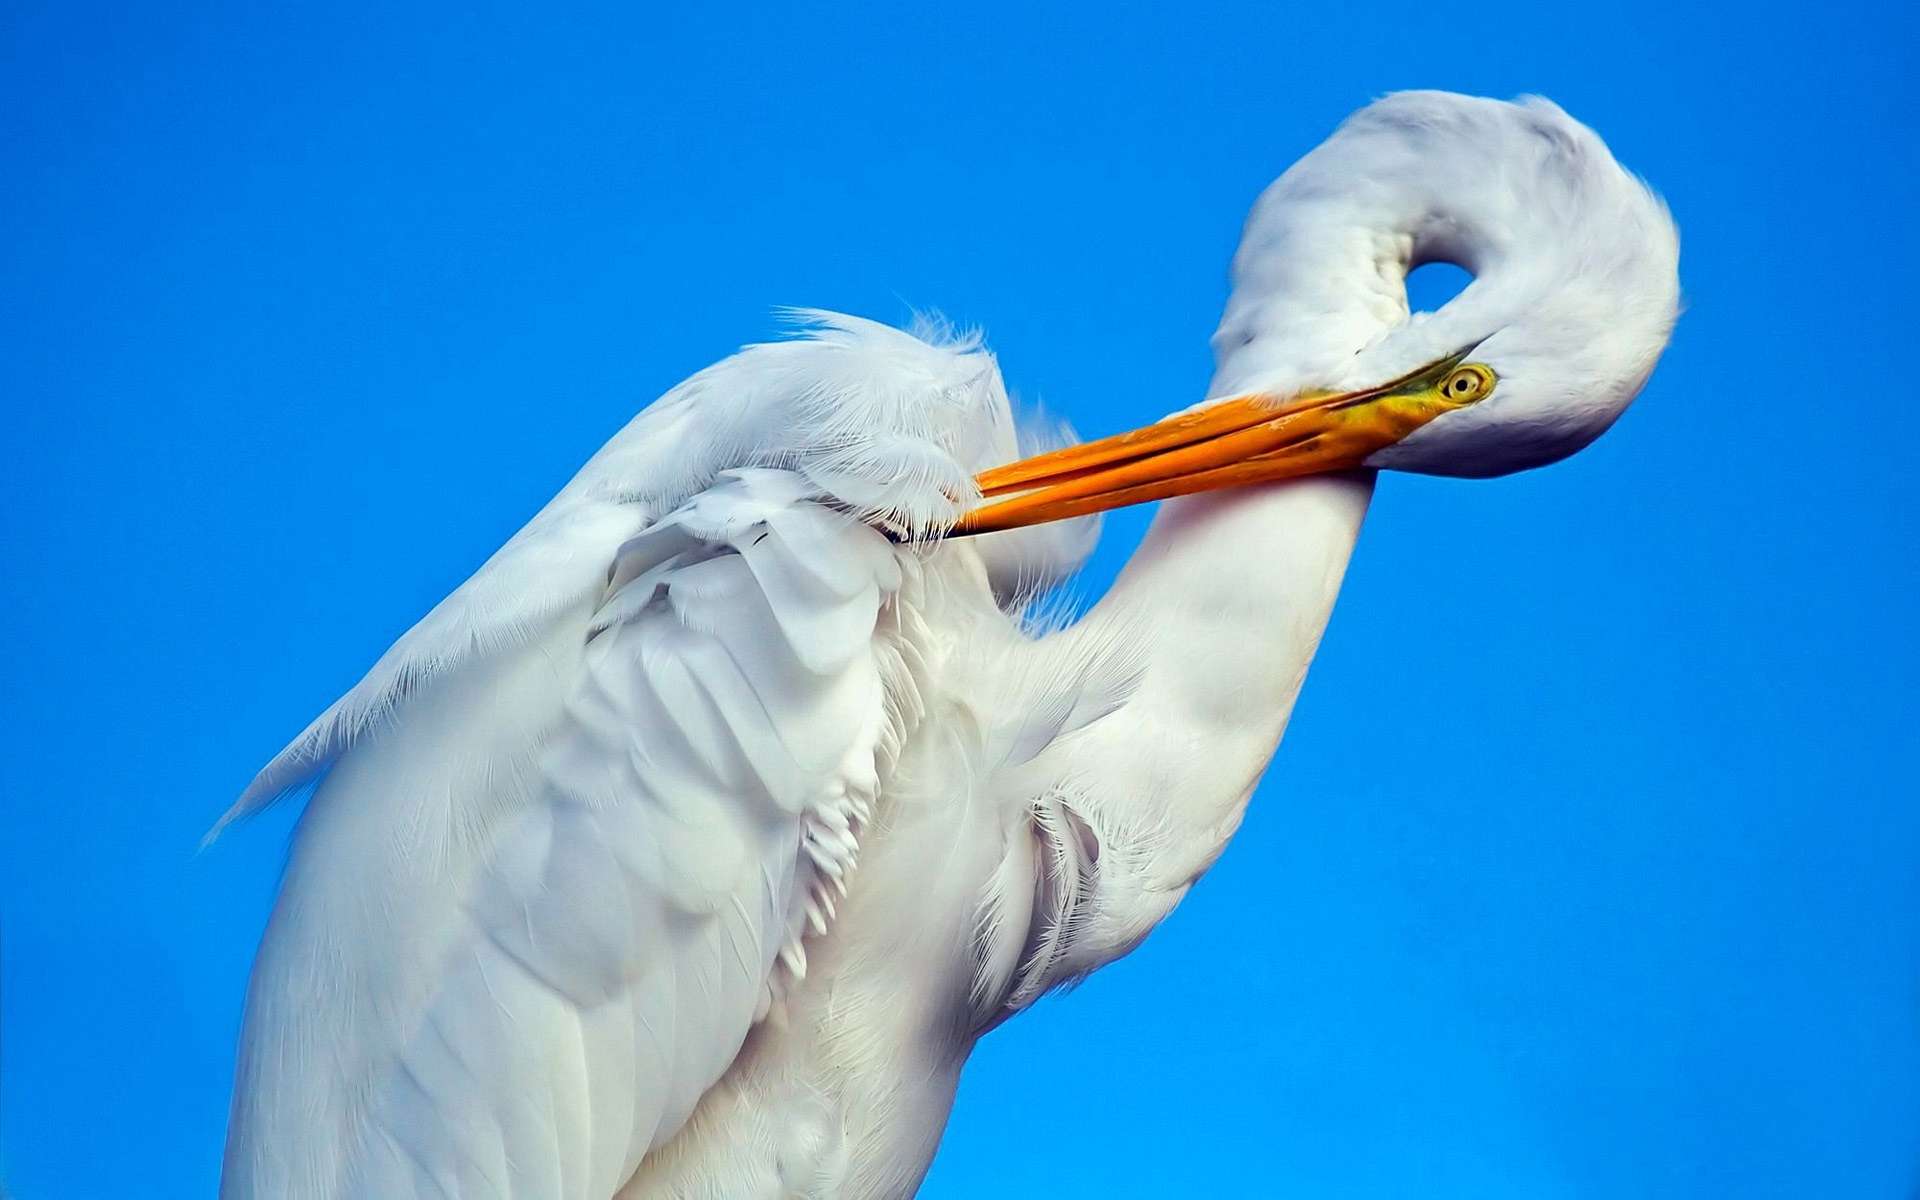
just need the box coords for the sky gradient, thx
[3,1,1915,1195]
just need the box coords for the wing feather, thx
[226,473,914,1199]
[222,312,996,1199]
[216,311,1012,835]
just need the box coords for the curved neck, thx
[1207,174,1502,403]
[1067,475,1373,865]
[1209,213,1418,401]
[1206,95,1591,404]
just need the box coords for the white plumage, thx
[221,315,1132,1198]
[222,92,1679,1198]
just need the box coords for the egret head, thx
[955,92,1680,534]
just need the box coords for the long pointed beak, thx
[950,354,1493,536]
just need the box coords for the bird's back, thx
[220,314,1101,1198]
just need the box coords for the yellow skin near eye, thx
[952,354,1500,536]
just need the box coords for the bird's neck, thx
[1070,475,1373,870]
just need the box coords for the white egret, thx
[220,91,1679,1198]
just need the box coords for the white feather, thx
[221,314,1088,1199]
[224,90,1680,1199]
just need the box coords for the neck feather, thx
[1068,476,1373,842]
[1207,91,1639,404]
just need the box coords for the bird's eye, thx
[1440,364,1494,404]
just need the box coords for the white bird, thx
[220,91,1678,1199]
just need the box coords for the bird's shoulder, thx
[220,310,1091,828]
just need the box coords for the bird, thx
[218,91,1679,1199]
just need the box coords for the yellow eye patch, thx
[1439,363,1497,405]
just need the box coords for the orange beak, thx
[950,354,1496,537]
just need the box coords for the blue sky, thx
[2,1,1914,1196]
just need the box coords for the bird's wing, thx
[216,312,998,831]
[220,314,1009,1200]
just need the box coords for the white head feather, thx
[1212,91,1681,477]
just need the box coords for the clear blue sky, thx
[2,1,1914,1196]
